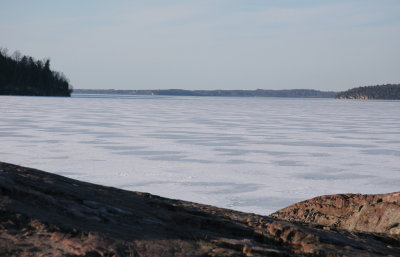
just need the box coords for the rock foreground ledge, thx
[271,192,400,235]
[0,162,399,257]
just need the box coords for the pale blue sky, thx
[1,0,399,91]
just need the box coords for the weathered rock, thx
[271,192,400,235]
[0,162,399,256]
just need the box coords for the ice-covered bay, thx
[1,94,399,214]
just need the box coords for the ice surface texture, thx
[1,94,399,214]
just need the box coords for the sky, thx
[1,0,399,91]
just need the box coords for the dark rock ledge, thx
[0,162,399,257]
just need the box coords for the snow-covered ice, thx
[1,94,399,215]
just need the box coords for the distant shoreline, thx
[74,88,336,98]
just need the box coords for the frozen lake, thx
[1,94,399,215]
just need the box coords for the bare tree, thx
[0,47,9,56]
[11,50,22,62]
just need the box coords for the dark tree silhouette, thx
[336,84,400,100]
[0,48,72,97]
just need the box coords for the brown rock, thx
[271,192,400,235]
[0,161,400,256]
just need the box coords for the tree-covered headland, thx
[336,84,400,100]
[0,48,72,96]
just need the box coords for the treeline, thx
[74,89,336,98]
[335,84,400,100]
[0,48,72,96]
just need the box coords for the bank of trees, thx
[335,84,400,100]
[74,89,336,98]
[0,48,72,96]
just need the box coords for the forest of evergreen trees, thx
[335,84,400,100]
[0,48,72,96]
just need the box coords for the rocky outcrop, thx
[1,162,400,256]
[336,95,370,99]
[271,193,400,235]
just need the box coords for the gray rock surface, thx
[0,162,399,256]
